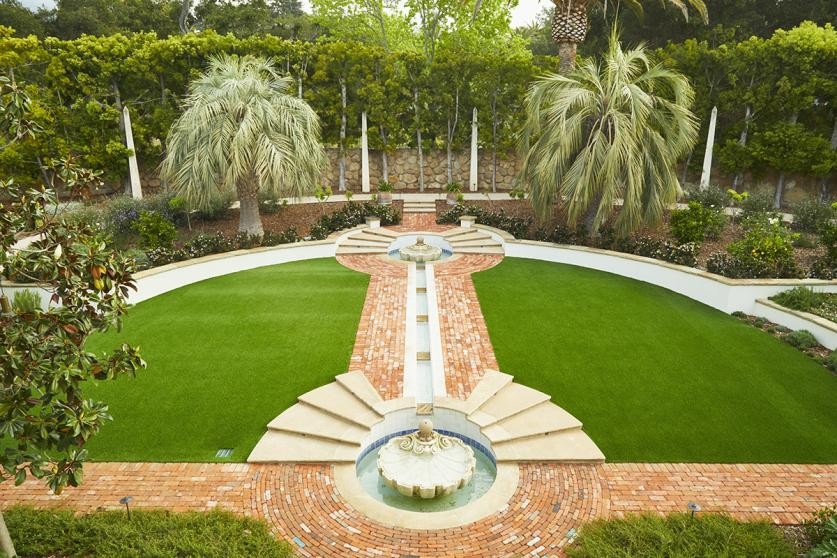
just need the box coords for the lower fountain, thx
[377,419,476,499]
[398,236,443,262]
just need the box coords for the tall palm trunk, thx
[237,177,263,236]
[0,510,15,558]
[551,1,588,73]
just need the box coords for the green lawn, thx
[84,258,369,462]
[473,258,837,463]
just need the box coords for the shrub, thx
[102,195,143,235]
[784,329,818,350]
[262,228,301,246]
[794,234,818,249]
[4,506,292,558]
[194,191,235,221]
[616,235,699,267]
[146,246,189,267]
[670,201,726,244]
[792,199,833,233]
[437,203,531,239]
[826,352,837,372]
[308,201,401,240]
[566,513,794,558]
[686,185,727,210]
[726,217,799,278]
[123,248,151,271]
[820,223,837,264]
[377,180,394,192]
[258,192,287,214]
[185,232,233,258]
[132,211,177,250]
[739,190,776,221]
[805,507,837,557]
[706,251,749,278]
[771,286,825,313]
[12,289,41,314]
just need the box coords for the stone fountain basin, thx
[377,435,476,499]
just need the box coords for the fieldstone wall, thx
[321,148,521,191]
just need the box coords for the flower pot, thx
[446,192,459,205]
[377,191,393,205]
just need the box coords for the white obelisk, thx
[699,106,718,191]
[123,105,143,199]
[361,111,370,193]
[469,108,478,191]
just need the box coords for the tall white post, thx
[361,111,370,193]
[699,106,718,191]
[469,107,478,192]
[123,105,143,199]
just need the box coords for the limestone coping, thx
[756,298,837,332]
[333,462,519,530]
[508,238,837,288]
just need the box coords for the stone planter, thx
[446,193,459,205]
[377,191,393,205]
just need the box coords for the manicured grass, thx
[3,507,292,557]
[566,513,794,557]
[473,258,837,462]
[83,258,368,462]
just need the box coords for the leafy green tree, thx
[161,55,325,235]
[0,78,145,556]
[0,0,44,37]
[521,35,698,236]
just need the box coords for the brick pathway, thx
[2,462,834,557]
[4,216,835,556]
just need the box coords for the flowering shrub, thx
[616,235,699,267]
[669,201,726,244]
[726,217,799,278]
[309,201,401,240]
[185,233,233,258]
[706,251,750,278]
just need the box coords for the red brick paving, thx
[2,462,834,557]
[3,218,834,555]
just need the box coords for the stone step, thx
[341,239,394,248]
[462,369,514,415]
[469,382,550,427]
[493,430,605,463]
[336,246,388,255]
[449,239,503,249]
[441,228,473,239]
[445,231,491,243]
[348,232,394,244]
[403,207,437,213]
[454,246,504,255]
[363,227,400,238]
[335,371,384,409]
[298,382,383,428]
[404,201,436,207]
[267,402,367,445]
[482,401,583,444]
[247,430,358,463]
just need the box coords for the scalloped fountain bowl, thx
[377,419,476,499]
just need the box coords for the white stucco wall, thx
[752,299,837,350]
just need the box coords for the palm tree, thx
[551,0,708,73]
[162,55,325,236]
[520,35,698,237]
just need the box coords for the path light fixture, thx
[687,501,701,518]
[119,496,134,519]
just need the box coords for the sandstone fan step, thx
[449,239,503,249]
[446,232,492,243]
[342,239,394,248]
[403,208,437,213]
[298,382,383,428]
[247,430,358,463]
[492,430,605,463]
[469,382,550,427]
[347,232,393,244]
[404,201,436,207]
[440,228,474,239]
[363,227,400,238]
[336,246,388,255]
[454,246,504,254]
[462,369,514,414]
[335,371,384,409]
[267,402,367,445]
[482,401,583,444]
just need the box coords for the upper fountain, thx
[399,236,443,263]
[377,419,476,499]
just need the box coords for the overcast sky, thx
[19,0,544,28]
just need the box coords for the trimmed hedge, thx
[2,507,293,558]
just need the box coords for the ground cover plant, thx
[771,287,837,323]
[82,258,368,461]
[566,513,795,557]
[2,507,292,558]
[473,258,837,462]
